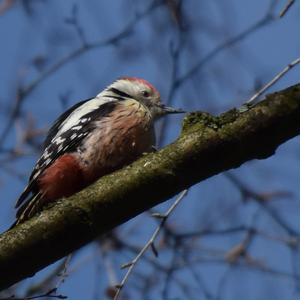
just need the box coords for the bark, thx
[0,84,300,290]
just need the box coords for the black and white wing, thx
[15,97,118,210]
[42,99,91,150]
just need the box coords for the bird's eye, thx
[142,90,150,97]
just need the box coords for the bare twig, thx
[55,254,72,290]
[225,173,300,236]
[165,0,184,28]
[157,37,183,146]
[0,288,67,300]
[279,0,295,17]
[98,240,119,295]
[65,4,87,47]
[113,189,188,300]
[175,10,275,91]
[25,256,72,297]
[245,55,300,106]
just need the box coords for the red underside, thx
[38,154,85,202]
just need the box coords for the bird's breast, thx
[79,100,155,182]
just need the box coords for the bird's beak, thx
[161,104,185,114]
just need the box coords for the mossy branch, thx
[1,84,300,290]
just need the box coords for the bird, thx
[13,77,184,226]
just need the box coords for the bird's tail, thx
[9,192,43,230]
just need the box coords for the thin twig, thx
[55,254,72,289]
[157,36,183,146]
[113,189,188,300]
[0,288,67,300]
[245,55,300,106]
[175,10,275,91]
[25,256,72,297]
[279,0,295,17]
[225,173,300,236]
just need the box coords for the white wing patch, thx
[53,97,114,140]
[54,136,66,144]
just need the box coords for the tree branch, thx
[1,83,300,290]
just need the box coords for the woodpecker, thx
[13,77,184,225]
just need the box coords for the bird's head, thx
[106,77,184,119]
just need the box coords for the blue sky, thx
[0,1,300,299]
